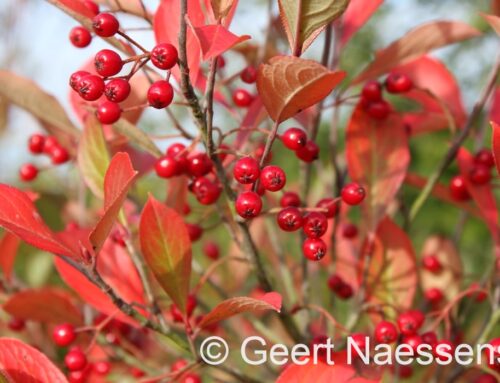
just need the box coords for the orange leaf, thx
[257,56,345,122]
[190,24,250,60]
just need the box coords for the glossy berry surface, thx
[96,101,121,124]
[469,165,491,185]
[425,287,444,304]
[316,198,338,218]
[65,349,87,371]
[302,212,328,238]
[474,149,495,168]
[277,207,303,232]
[192,177,221,205]
[302,238,327,261]
[374,321,398,343]
[361,80,382,102]
[50,146,70,164]
[449,175,470,201]
[385,73,413,93]
[341,183,366,205]
[397,310,424,335]
[280,191,301,207]
[342,223,358,238]
[151,43,178,70]
[95,49,123,77]
[53,323,76,347]
[92,13,119,37]
[281,128,307,150]
[232,88,253,107]
[28,134,45,154]
[260,165,286,192]
[77,74,105,101]
[187,152,212,177]
[240,66,257,83]
[155,156,180,178]
[104,78,130,103]
[235,191,262,219]
[233,157,260,184]
[147,80,174,109]
[69,71,90,91]
[295,141,319,162]
[69,27,92,48]
[19,163,38,181]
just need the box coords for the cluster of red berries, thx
[449,148,495,201]
[19,134,70,182]
[327,274,354,299]
[281,127,320,163]
[360,73,413,120]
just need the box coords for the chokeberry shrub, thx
[0,1,499,382]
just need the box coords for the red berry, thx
[218,55,226,68]
[92,13,119,37]
[155,156,180,178]
[65,349,87,371]
[167,142,187,158]
[28,134,45,154]
[282,128,307,150]
[403,334,423,353]
[295,141,319,162]
[186,223,203,242]
[7,317,25,331]
[96,101,121,124]
[19,163,38,182]
[350,333,368,357]
[421,331,438,347]
[469,165,491,185]
[316,198,338,218]
[260,165,286,192]
[475,149,495,168]
[397,310,424,335]
[68,370,89,383]
[342,223,358,238]
[327,274,343,291]
[302,238,327,261]
[240,66,257,83]
[235,191,262,219]
[192,177,221,205]
[93,361,111,375]
[365,100,391,120]
[277,207,303,232]
[53,323,77,347]
[233,157,260,184]
[187,152,212,177]
[69,26,92,48]
[104,78,131,103]
[433,340,454,361]
[302,212,328,238]
[361,80,382,102]
[341,183,365,205]
[69,71,90,91]
[374,321,398,344]
[422,255,442,273]
[280,191,301,207]
[151,43,178,70]
[203,241,220,260]
[148,80,174,109]
[50,145,70,165]
[336,283,353,299]
[77,74,105,101]
[182,374,202,383]
[449,175,470,201]
[425,287,444,305]
[94,49,123,77]
[232,88,253,107]
[43,136,59,154]
[385,73,413,93]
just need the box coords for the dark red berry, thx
[282,128,307,150]
[240,66,257,84]
[302,212,328,238]
[155,156,180,178]
[233,157,260,184]
[336,283,353,299]
[69,26,92,48]
[327,274,343,291]
[92,13,119,37]
[203,241,220,260]
[83,0,99,15]
[96,101,121,124]
[235,191,262,218]
[302,238,327,261]
[28,134,45,154]
[147,80,174,109]
[474,374,497,383]
[95,49,123,77]
[280,191,301,207]
[232,88,253,107]
[385,73,413,93]
[65,349,87,371]
[469,165,491,185]
[187,152,212,177]
[361,80,383,102]
[192,177,221,205]
[422,255,441,273]
[186,223,203,242]
[19,163,38,181]
[397,310,424,335]
[449,175,470,201]
[316,198,338,218]
[104,78,131,103]
[50,145,70,165]
[474,149,495,168]
[365,100,391,120]
[53,323,77,347]
[425,287,444,305]
[77,74,105,101]
[277,207,303,232]
[295,141,319,162]
[7,317,25,331]
[151,43,178,70]
[260,165,286,192]
[342,223,358,238]
[69,71,90,91]
[421,331,438,347]
[341,183,365,205]
[374,320,398,344]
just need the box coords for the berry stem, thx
[117,30,148,53]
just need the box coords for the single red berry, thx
[350,333,368,357]
[374,321,398,344]
[50,145,70,165]
[93,361,111,375]
[68,370,89,383]
[277,207,303,232]
[96,101,121,124]
[192,177,221,205]
[182,374,202,383]
[474,149,495,168]
[240,66,257,84]
[151,43,178,70]
[53,323,77,347]
[385,73,413,93]
[7,317,25,331]
[104,78,131,103]
[69,26,92,48]
[302,238,327,261]
[77,74,105,101]
[425,287,444,305]
[155,156,180,178]
[449,175,470,201]
[232,88,253,107]
[397,310,424,335]
[395,365,413,379]
[233,157,260,184]
[341,183,366,205]
[260,165,286,192]
[28,134,45,154]
[148,80,174,109]
[342,223,358,238]
[65,349,87,371]
[337,283,353,299]
[361,80,383,102]
[474,374,497,383]
[186,223,203,242]
[92,13,119,37]
[280,191,301,207]
[316,198,338,218]
[327,274,344,291]
[302,212,328,238]
[19,163,38,182]
[469,165,491,185]
[167,142,187,158]
[403,334,423,353]
[295,141,319,162]
[187,152,212,177]
[83,0,99,15]
[235,191,262,219]
[203,241,220,260]
[421,331,438,347]
[422,255,442,273]
[282,128,307,150]
[171,359,188,372]
[94,49,123,77]
[365,100,391,119]
[69,71,90,91]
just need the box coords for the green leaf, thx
[113,119,163,158]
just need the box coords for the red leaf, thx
[89,152,138,253]
[490,88,500,125]
[139,196,192,313]
[0,184,78,259]
[197,293,281,329]
[190,23,250,60]
[0,233,21,282]
[58,0,95,18]
[0,338,68,383]
[493,121,500,175]
[3,288,83,325]
[346,105,410,231]
[340,0,383,47]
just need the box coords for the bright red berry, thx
[151,43,178,70]
[77,74,105,101]
[50,145,70,165]
[374,321,398,344]
[233,157,260,184]
[316,198,338,218]
[19,163,38,181]
[342,223,358,238]
[365,100,391,120]
[187,152,212,177]
[240,66,257,83]
[192,177,221,205]
[474,149,495,168]
[425,287,444,305]
[280,191,301,207]
[65,349,87,371]
[350,333,368,357]
[282,128,307,150]
[28,134,45,154]
[235,191,262,218]
[7,317,25,332]
[341,183,366,205]
[167,142,187,158]
[260,165,286,192]
[96,101,121,124]
[302,238,327,261]
[104,78,131,103]
[422,255,442,273]
[92,13,119,37]
[449,175,470,201]
[397,310,424,335]
[53,323,77,347]
[469,165,491,185]
[69,71,90,91]
[232,88,253,107]
[69,26,92,48]
[94,49,123,77]
[186,223,203,242]
[277,207,303,232]
[302,212,328,238]
[155,156,180,178]
[93,361,111,375]
[385,73,413,93]
[295,141,319,162]
[361,80,383,102]
[83,0,99,15]
[148,80,174,109]
[203,241,220,260]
